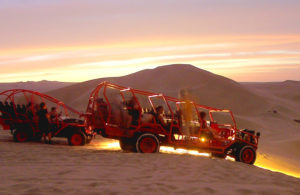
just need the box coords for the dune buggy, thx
[85,81,260,164]
[0,89,94,145]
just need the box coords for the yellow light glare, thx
[160,146,210,157]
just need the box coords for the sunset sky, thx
[1,0,300,82]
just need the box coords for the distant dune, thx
[0,80,74,93]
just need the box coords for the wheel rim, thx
[71,134,83,145]
[139,137,157,153]
[16,131,28,142]
[242,148,254,164]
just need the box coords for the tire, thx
[236,145,256,164]
[68,131,86,146]
[136,133,160,153]
[13,129,30,142]
[119,138,137,152]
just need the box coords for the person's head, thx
[40,102,46,109]
[199,111,206,120]
[97,98,104,103]
[27,102,32,108]
[156,106,164,114]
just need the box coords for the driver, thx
[198,111,222,139]
[155,106,167,129]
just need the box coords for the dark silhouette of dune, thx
[45,64,268,114]
[0,80,74,93]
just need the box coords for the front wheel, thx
[236,145,256,164]
[68,131,86,146]
[136,133,160,153]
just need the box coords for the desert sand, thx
[1,64,300,194]
[0,130,300,195]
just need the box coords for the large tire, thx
[136,133,160,153]
[68,131,86,146]
[236,145,256,164]
[13,129,31,142]
[119,138,137,152]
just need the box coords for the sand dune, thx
[0,131,299,195]
[0,80,74,93]
[46,64,268,115]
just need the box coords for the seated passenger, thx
[94,98,108,128]
[26,102,33,120]
[49,107,61,123]
[155,106,167,129]
[198,111,222,139]
[126,97,141,127]
[37,102,51,144]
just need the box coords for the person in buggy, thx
[37,102,52,144]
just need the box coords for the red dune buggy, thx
[0,89,94,145]
[85,82,260,164]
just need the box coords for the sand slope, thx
[0,131,299,195]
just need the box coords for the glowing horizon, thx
[1,1,300,82]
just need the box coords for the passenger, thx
[199,112,208,129]
[155,106,167,129]
[16,104,22,114]
[126,97,141,127]
[198,111,222,140]
[49,107,61,133]
[9,102,16,118]
[95,98,108,128]
[110,96,123,126]
[21,104,26,114]
[37,102,52,144]
[26,102,33,120]
[16,104,24,119]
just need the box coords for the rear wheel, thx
[68,131,86,146]
[119,138,137,152]
[136,133,160,153]
[13,129,30,142]
[236,145,256,164]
